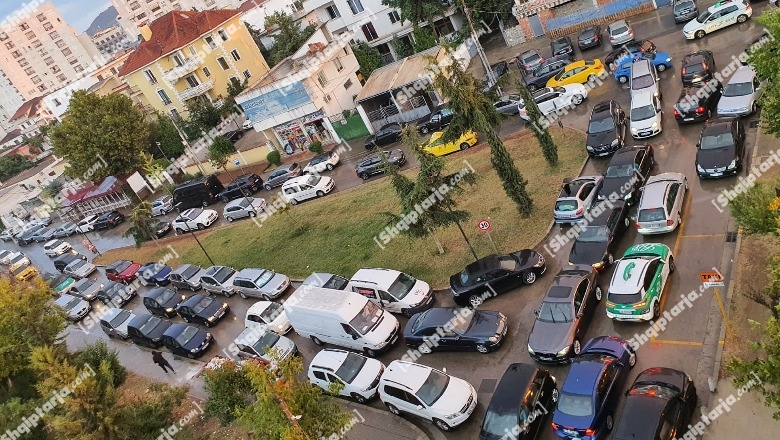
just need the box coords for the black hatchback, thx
[577,25,602,50]
[523,55,570,92]
[404,307,508,354]
[127,313,172,348]
[143,287,185,318]
[355,149,406,180]
[681,50,715,86]
[365,123,403,148]
[53,252,86,272]
[586,100,627,157]
[551,36,575,58]
[217,173,262,202]
[450,250,546,308]
[597,144,655,205]
[673,81,721,123]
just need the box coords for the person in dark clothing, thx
[152,350,175,374]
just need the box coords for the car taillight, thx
[667,219,674,226]
[610,35,615,41]
[696,106,705,114]
[702,63,707,70]
[681,67,686,75]
[673,109,680,117]
[628,29,633,35]
[585,428,597,437]
[551,422,559,430]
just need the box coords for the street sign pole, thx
[477,219,497,253]
[486,230,497,253]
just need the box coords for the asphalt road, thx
[4,3,767,439]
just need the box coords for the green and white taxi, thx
[605,243,675,321]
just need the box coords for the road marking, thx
[681,234,723,239]
[714,287,733,338]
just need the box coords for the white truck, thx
[283,285,400,357]
[345,268,434,317]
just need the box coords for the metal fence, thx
[545,0,655,39]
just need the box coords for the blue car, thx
[551,336,636,440]
[138,262,173,287]
[613,52,672,84]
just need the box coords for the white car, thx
[171,208,218,233]
[280,175,335,205]
[8,252,30,270]
[76,214,100,233]
[43,239,72,257]
[242,119,253,130]
[63,259,97,279]
[151,195,174,216]
[636,173,688,235]
[630,90,663,139]
[379,361,477,431]
[303,151,340,174]
[245,301,292,335]
[54,293,91,321]
[518,84,588,121]
[683,0,752,40]
[308,349,385,403]
[233,326,297,364]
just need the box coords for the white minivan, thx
[345,268,434,317]
[280,175,335,205]
[283,285,400,357]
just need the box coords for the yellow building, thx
[119,9,270,119]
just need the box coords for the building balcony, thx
[162,57,200,83]
[178,79,214,101]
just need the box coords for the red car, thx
[105,259,141,283]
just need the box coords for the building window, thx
[11,50,21,58]
[317,71,328,87]
[388,10,401,24]
[19,23,30,31]
[205,36,216,49]
[4,42,13,49]
[31,75,41,84]
[323,94,331,102]
[130,1,140,10]
[68,57,78,65]
[37,13,46,22]
[433,17,455,37]
[57,73,66,81]
[32,40,41,48]
[231,49,240,61]
[0,33,6,41]
[202,66,211,77]
[97,74,104,81]
[334,57,343,72]
[18,59,28,67]
[347,0,364,14]
[325,4,340,19]
[53,98,62,106]
[43,22,53,31]
[55,39,66,48]
[361,23,378,41]
[243,69,251,79]
[44,56,54,65]
[157,89,172,105]
[25,31,35,40]
[217,57,229,70]
[144,69,158,84]
[51,66,61,73]
[37,85,47,92]
[189,46,196,55]
[75,65,83,72]
[62,48,72,56]
[184,75,199,88]
[24,67,35,75]
[218,29,229,41]
[49,31,59,39]
[170,108,180,119]
[344,79,353,89]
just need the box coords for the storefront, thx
[272,110,336,154]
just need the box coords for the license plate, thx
[711,172,723,177]
[684,117,694,121]
[563,429,578,436]
[649,224,661,228]
[620,309,634,314]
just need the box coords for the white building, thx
[0,69,25,133]
[91,25,137,56]
[111,0,244,34]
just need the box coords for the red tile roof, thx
[10,96,44,122]
[119,9,242,77]
[237,0,269,13]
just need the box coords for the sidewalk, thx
[702,379,780,439]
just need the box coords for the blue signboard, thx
[242,82,312,123]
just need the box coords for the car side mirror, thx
[352,334,359,340]
[534,308,540,316]
[696,143,701,149]
[417,405,424,410]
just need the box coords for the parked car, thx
[586,100,627,157]
[69,278,102,301]
[16,230,38,245]
[517,49,544,74]
[162,323,213,358]
[143,287,185,318]
[53,222,78,238]
[553,176,604,224]
[43,239,72,257]
[151,195,174,216]
[607,19,634,46]
[263,162,302,190]
[479,363,558,440]
[674,81,721,123]
[364,122,404,148]
[12,263,38,281]
[8,252,30,270]
[518,85,589,121]
[169,264,205,291]
[31,217,52,227]
[280,174,335,205]
[104,259,141,283]
[20,221,44,235]
[99,308,135,339]
[630,58,661,99]
[577,25,602,50]
[346,267,434,317]
[717,66,762,117]
[176,293,230,327]
[137,262,172,286]
[636,173,688,234]
[612,368,698,440]
[630,90,664,139]
[308,349,385,403]
[97,281,136,307]
[303,151,340,174]
[417,108,454,134]
[0,249,14,265]
[404,307,507,354]
[493,94,522,114]
[242,118,253,130]
[523,55,570,92]
[31,227,56,243]
[217,173,262,202]
[567,202,631,270]
[606,243,675,321]
[551,336,636,439]
[0,230,13,241]
[355,149,406,180]
[597,144,655,205]
[300,272,349,290]
[379,360,478,431]
[245,300,292,334]
[613,51,673,84]
[681,50,715,86]
[551,36,575,58]
[674,0,699,23]
[421,131,478,156]
[153,220,172,238]
[172,175,224,210]
[683,0,752,39]
[171,208,218,233]
[63,259,97,279]
[127,313,172,348]
[233,326,297,363]
[546,60,605,87]
[93,210,124,230]
[76,214,100,233]
[223,197,266,222]
[54,294,89,322]
[45,272,75,296]
[695,117,745,178]
[53,252,86,272]
[481,60,510,90]
[528,266,601,363]
[200,265,238,296]
[232,267,290,300]
[450,250,546,307]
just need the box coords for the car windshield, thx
[305,175,321,186]
[192,296,215,313]
[335,352,368,384]
[631,383,679,398]
[552,40,568,51]
[697,10,711,23]
[722,81,752,97]
[631,74,654,90]
[310,154,328,165]
[260,302,283,322]
[606,164,635,178]
[481,407,524,437]
[523,53,541,64]
[555,199,578,212]
[186,208,203,220]
[700,133,734,149]
[684,62,704,73]
[157,289,176,303]
[387,273,417,300]
[631,104,657,121]
[638,208,666,222]
[323,275,348,290]
[577,226,610,243]
[588,116,614,133]
[251,332,281,354]
[612,25,628,35]
[139,316,163,334]
[10,254,25,264]
[47,240,63,248]
[349,300,382,335]
[74,279,94,291]
[114,261,131,272]
[417,369,450,406]
[181,265,200,279]
[238,198,253,208]
[212,267,235,283]
[176,325,200,346]
[253,270,275,288]
[675,0,694,11]
[65,297,81,309]
[12,265,28,275]
[538,301,574,323]
[110,310,130,327]
[558,392,594,417]
[69,260,87,270]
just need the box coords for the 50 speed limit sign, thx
[478,219,491,231]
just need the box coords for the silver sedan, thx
[493,95,522,115]
[635,172,688,234]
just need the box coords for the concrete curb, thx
[340,400,442,440]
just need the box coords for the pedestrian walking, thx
[152,350,175,374]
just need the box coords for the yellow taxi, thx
[13,264,38,282]
[546,59,605,87]
[421,130,478,157]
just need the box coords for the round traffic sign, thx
[478,219,491,231]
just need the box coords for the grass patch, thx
[97,127,586,287]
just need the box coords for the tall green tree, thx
[391,35,414,59]
[148,112,185,159]
[728,181,779,235]
[504,72,558,165]
[123,200,156,248]
[382,0,444,25]
[351,41,383,78]
[208,135,236,169]
[265,12,317,66]
[50,91,148,181]
[186,98,222,132]
[203,360,253,424]
[411,24,438,53]
[748,11,780,136]
[427,47,534,216]
[0,154,35,181]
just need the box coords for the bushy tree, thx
[203,360,253,424]
[123,201,156,248]
[114,383,188,440]
[265,12,317,66]
[392,35,414,59]
[186,98,222,131]
[351,41,383,77]
[412,24,439,53]
[382,0,444,24]
[728,181,779,235]
[0,154,35,181]
[148,112,185,159]
[75,340,127,387]
[208,136,236,169]
[748,11,780,136]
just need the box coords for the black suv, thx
[674,81,721,123]
[550,36,574,58]
[598,144,655,205]
[524,55,570,92]
[217,173,262,202]
[696,117,745,179]
[586,100,627,157]
[681,50,715,86]
[417,108,454,134]
[364,123,403,149]
[355,149,406,180]
[94,211,124,230]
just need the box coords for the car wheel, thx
[402,308,414,318]
[290,198,298,205]
[656,64,666,72]
[364,347,377,357]
[386,403,401,415]
[573,338,582,355]
[202,200,209,207]
[607,253,614,266]
[326,164,334,171]
[618,76,628,84]
[460,142,470,150]
[752,102,758,115]
[523,271,537,284]
[606,414,614,431]
[196,224,204,230]
[476,344,489,354]
[249,211,257,217]
[624,217,630,227]
[311,336,323,346]
[239,290,247,299]
[587,74,596,83]
[695,30,705,39]
[551,388,559,403]
[316,190,325,197]
[628,351,637,368]
[433,419,452,432]
[418,344,432,354]
[595,286,603,301]
[420,126,429,134]
[469,294,484,308]
[175,228,184,234]
[737,14,748,23]
[360,173,369,180]
[528,84,538,92]
[652,299,661,319]
[205,320,213,328]
[226,216,233,222]
[264,184,272,191]
[352,393,368,404]
[669,256,676,273]
[572,94,584,105]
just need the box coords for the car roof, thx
[128,313,155,329]
[564,360,606,394]
[611,258,652,294]
[630,89,656,108]
[102,307,125,322]
[639,181,671,207]
[283,175,314,186]
[614,394,668,440]
[181,293,208,307]
[246,300,275,315]
[311,348,351,370]
[414,307,463,327]
[172,263,200,274]
[55,294,77,306]
[610,146,642,164]
[586,205,618,227]
[682,51,709,65]
[559,176,597,197]
[463,254,506,276]
[487,363,540,412]
[236,267,267,280]
[351,268,400,287]
[565,60,588,70]
[728,66,755,83]
[301,272,339,286]
[383,361,435,390]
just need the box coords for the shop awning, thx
[355,46,443,103]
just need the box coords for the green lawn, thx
[97,127,586,288]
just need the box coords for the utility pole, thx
[168,115,207,175]
[460,0,496,89]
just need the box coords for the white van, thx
[280,175,335,205]
[345,268,434,317]
[283,285,400,357]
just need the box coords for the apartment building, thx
[0,69,25,132]
[111,0,244,33]
[119,8,270,119]
[91,25,137,56]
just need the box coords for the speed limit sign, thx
[478,219,491,231]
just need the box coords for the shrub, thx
[267,149,282,166]
[308,141,323,154]
[76,340,126,387]
[203,361,252,424]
